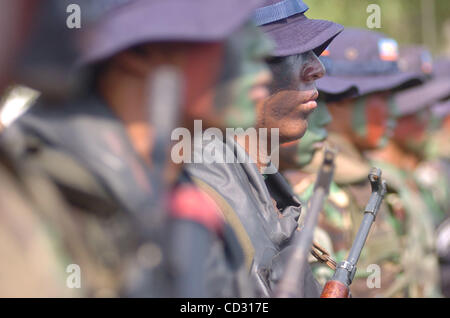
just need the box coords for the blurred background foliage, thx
[307,0,450,57]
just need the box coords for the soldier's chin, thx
[279,122,308,144]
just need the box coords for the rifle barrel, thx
[321,168,386,298]
[275,187,326,298]
[275,149,336,298]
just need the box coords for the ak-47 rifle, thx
[275,148,336,298]
[321,167,387,298]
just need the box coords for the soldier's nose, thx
[302,51,326,82]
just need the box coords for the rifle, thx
[123,65,183,297]
[321,167,387,298]
[147,66,228,297]
[274,148,336,298]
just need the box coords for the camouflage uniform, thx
[283,29,442,298]
[288,137,441,297]
[414,160,450,224]
[285,133,403,297]
[369,159,441,297]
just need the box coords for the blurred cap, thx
[431,99,450,117]
[253,0,343,57]
[431,58,450,117]
[433,57,450,78]
[79,0,263,66]
[317,28,425,96]
[393,48,450,117]
[397,46,433,76]
[393,80,450,117]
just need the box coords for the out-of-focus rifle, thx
[321,167,387,298]
[124,66,183,297]
[146,66,225,297]
[275,148,336,298]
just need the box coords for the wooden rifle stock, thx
[321,280,349,298]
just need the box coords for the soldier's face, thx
[279,100,332,169]
[352,93,391,150]
[392,111,429,154]
[444,115,450,133]
[256,51,325,143]
[328,92,391,150]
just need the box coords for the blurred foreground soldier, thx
[0,0,123,297]
[9,0,272,297]
[187,0,343,297]
[0,96,79,297]
[0,0,80,297]
[0,0,136,297]
[286,29,434,297]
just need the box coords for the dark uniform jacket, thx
[186,135,321,297]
